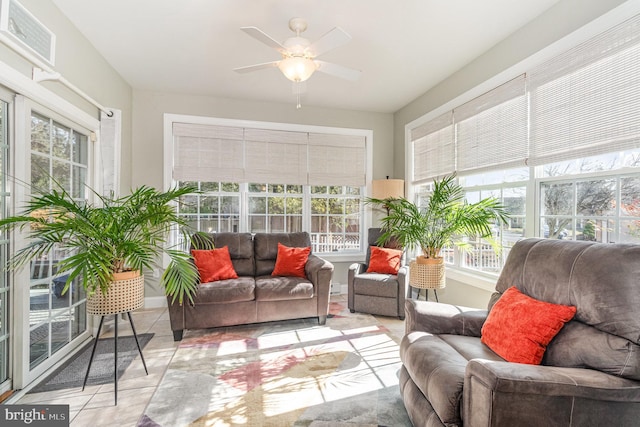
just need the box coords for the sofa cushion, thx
[366,246,402,274]
[272,243,311,278]
[210,233,255,277]
[193,276,255,304]
[481,286,576,365]
[255,276,314,301]
[191,246,238,283]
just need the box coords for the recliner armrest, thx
[348,262,366,274]
[463,359,640,427]
[405,299,487,336]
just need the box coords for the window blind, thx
[172,122,367,187]
[455,75,528,174]
[308,133,366,186]
[411,112,454,184]
[244,128,308,184]
[173,123,245,182]
[528,15,640,166]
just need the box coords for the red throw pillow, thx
[272,243,311,278]
[191,246,238,283]
[366,246,402,274]
[481,286,577,365]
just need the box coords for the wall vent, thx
[0,0,55,65]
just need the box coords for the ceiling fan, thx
[234,17,361,107]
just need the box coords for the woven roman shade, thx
[173,123,244,182]
[308,133,366,186]
[455,74,527,174]
[528,15,640,166]
[244,128,308,184]
[411,112,454,184]
[172,122,367,186]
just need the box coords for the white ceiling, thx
[52,0,561,113]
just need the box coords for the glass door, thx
[9,97,94,388]
[0,96,10,394]
[27,111,89,371]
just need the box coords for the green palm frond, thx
[0,181,200,303]
[367,173,510,259]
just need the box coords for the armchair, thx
[399,238,640,426]
[348,228,408,319]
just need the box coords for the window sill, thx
[445,268,498,293]
[316,252,365,264]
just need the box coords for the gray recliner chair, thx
[400,238,640,426]
[348,228,408,319]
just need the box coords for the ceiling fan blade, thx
[315,60,361,81]
[308,27,352,57]
[241,27,286,53]
[233,61,280,74]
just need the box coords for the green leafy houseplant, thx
[368,173,510,260]
[0,184,202,304]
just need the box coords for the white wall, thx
[132,89,394,296]
[392,0,629,308]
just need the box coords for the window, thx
[310,185,361,253]
[408,14,640,278]
[168,117,371,255]
[176,181,363,254]
[249,183,303,233]
[540,152,640,244]
[460,169,528,274]
[177,181,240,234]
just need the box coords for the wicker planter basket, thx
[87,271,144,315]
[409,260,446,290]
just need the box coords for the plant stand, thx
[82,273,147,405]
[409,260,446,302]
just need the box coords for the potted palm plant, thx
[368,173,509,289]
[0,184,202,307]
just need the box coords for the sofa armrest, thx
[305,254,334,320]
[305,254,334,286]
[404,299,488,336]
[463,359,640,427]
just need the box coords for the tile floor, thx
[12,295,407,426]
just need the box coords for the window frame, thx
[164,114,373,261]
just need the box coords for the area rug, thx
[139,302,410,426]
[29,333,154,393]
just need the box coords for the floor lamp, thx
[372,176,405,214]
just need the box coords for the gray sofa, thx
[400,238,640,426]
[167,232,334,341]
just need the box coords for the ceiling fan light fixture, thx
[278,56,316,82]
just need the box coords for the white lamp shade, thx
[278,57,317,82]
[372,179,405,199]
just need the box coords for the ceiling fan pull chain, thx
[294,81,302,109]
